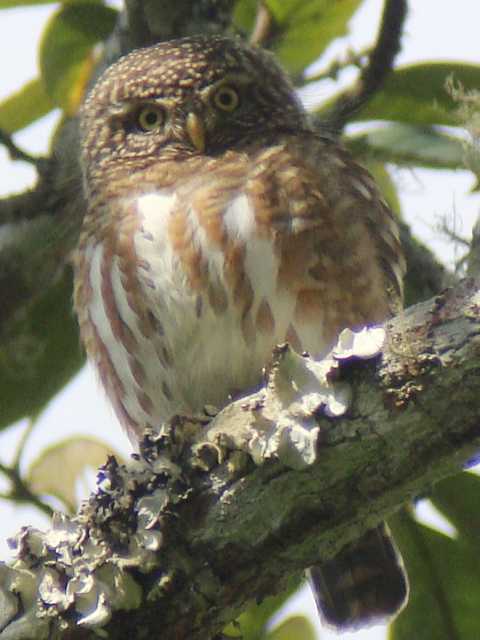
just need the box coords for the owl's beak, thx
[186,112,206,153]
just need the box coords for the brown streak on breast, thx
[116,207,157,339]
[129,355,146,387]
[160,346,172,368]
[241,311,256,346]
[168,205,208,291]
[285,323,303,353]
[162,381,173,401]
[89,319,139,434]
[100,243,126,345]
[207,281,228,314]
[137,389,154,415]
[193,188,228,246]
[256,298,275,334]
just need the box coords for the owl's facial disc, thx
[81,35,310,177]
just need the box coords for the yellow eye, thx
[213,86,240,112]
[136,105,165,132]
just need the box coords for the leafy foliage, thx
[351,62,480,127]
[235,0,362,74]
[39,2,117,112]
[0,78,54,134]
[267,0,363,74]
[0,270,83,431]
[348,123,466,170]
[224,576,303,639]
[27,436,121,513]
[389,507,480,640]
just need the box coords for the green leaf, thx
[347,123,466,170]
[27,436,119,512]
[234,0,362,74]
[226,576,302,640]
[350,62,480,127]
[0,78,54,133]
[233,0,257,33]
[388,509,480,640]
[431,472,480,548]
[266,615,316,640]
[39,1,117,112]
[267,0,363,74]
[0,0,57,7]
[0,269,84,431]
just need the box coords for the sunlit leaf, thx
[266,615,316,640]
[227,576,302,640]
[347,123,466,169]
[39,1,117,113]
[0,270,84,431]
[27,436,118,512]
[350,62,480,126]
[0,0,57,7]
[0,0,104,7]
[234,0,362,74]
[388,509,480,640]
[0,78,54,133]
[268,0,362,74]
[233,0,257,33]
[431,471,480,547]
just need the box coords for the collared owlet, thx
[74,35,408,630]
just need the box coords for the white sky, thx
[1,2,479,639]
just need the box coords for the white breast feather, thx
[88,243,150,423]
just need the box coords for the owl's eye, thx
[136,105,165,132]
[212,86,240,112]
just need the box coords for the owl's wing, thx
[246,133,405,335]
[243,133,408,628]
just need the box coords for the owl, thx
[74,35,408,629]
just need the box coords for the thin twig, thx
[301,46,371,85]
[12,419,36,470]
[435,213,470,274]
[437,218,470,248]
[320,0,408,132]
[0,128,46,168]
[0,461,53,517]
[249,2,273,46]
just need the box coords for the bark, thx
[0,278,478,640]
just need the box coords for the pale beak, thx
[186,112,206,153]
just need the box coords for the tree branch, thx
[321,0,408,132]
[0,129,46,169]
[0,278,478,640]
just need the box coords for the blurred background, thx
[1,2,479,638]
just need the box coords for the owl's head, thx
[81,35,309,181]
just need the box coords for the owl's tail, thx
[308,523,408,629]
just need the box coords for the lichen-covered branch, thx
[0,279,478,640]
[0,129,46,168]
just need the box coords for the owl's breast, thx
[128,189,313,430]
[76,138,398,440]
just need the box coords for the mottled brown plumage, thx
[74,35,407,630]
